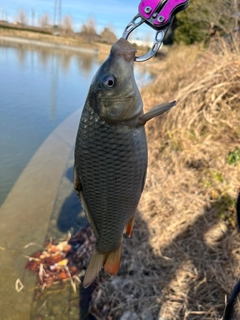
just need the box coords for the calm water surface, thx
[0,44,153,206]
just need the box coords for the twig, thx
[22,242,38,249]
[64,266,76,293]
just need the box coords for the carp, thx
[74,38,175,287]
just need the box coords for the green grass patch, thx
[227,148,240,166]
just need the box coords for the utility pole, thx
[58,0,62,27]
[31,8,35,26]
[54,0,57,26]
[53,0,62,26]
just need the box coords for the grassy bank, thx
[90,41,240,319]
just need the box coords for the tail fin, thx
[83,244,122,288]
[83,248,105,288]
[104,244,122,276]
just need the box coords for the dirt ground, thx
[88,40,240,319]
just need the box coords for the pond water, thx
[0,42,154,320]
[0,44,153,206]
[0,45,100,206]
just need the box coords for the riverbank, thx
[0,28,112,57]
[0,35,98,54]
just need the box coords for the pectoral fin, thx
[138,100,176,125]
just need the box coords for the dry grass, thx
[89,40,240,320]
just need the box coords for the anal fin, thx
[125,215,135,237]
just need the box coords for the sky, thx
[0,0,152,39]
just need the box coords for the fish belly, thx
[75,104,147,253]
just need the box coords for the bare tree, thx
[80,17,97,43]
[62,15,74,35]
[99,26,117,44]
[16,9,28,25]
[38,13,50,29]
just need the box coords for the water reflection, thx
[12,44,95,75]
[50,55,58,121]
[77,55,94,75]
[59,52,72,73]
[0,44,100,206]
[15,46,28,66]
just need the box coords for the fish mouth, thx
[111,38,136,62]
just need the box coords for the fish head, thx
[90,38,143,124]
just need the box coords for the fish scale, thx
[75,104,148,253]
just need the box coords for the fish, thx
[74,38,176,288]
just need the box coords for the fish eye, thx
[102,75,115,89]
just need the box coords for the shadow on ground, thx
[90,196,239,320]
[29,164,96,320]
[56,166,97,320]
[30,164,239,320]
[56,167,86,234]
